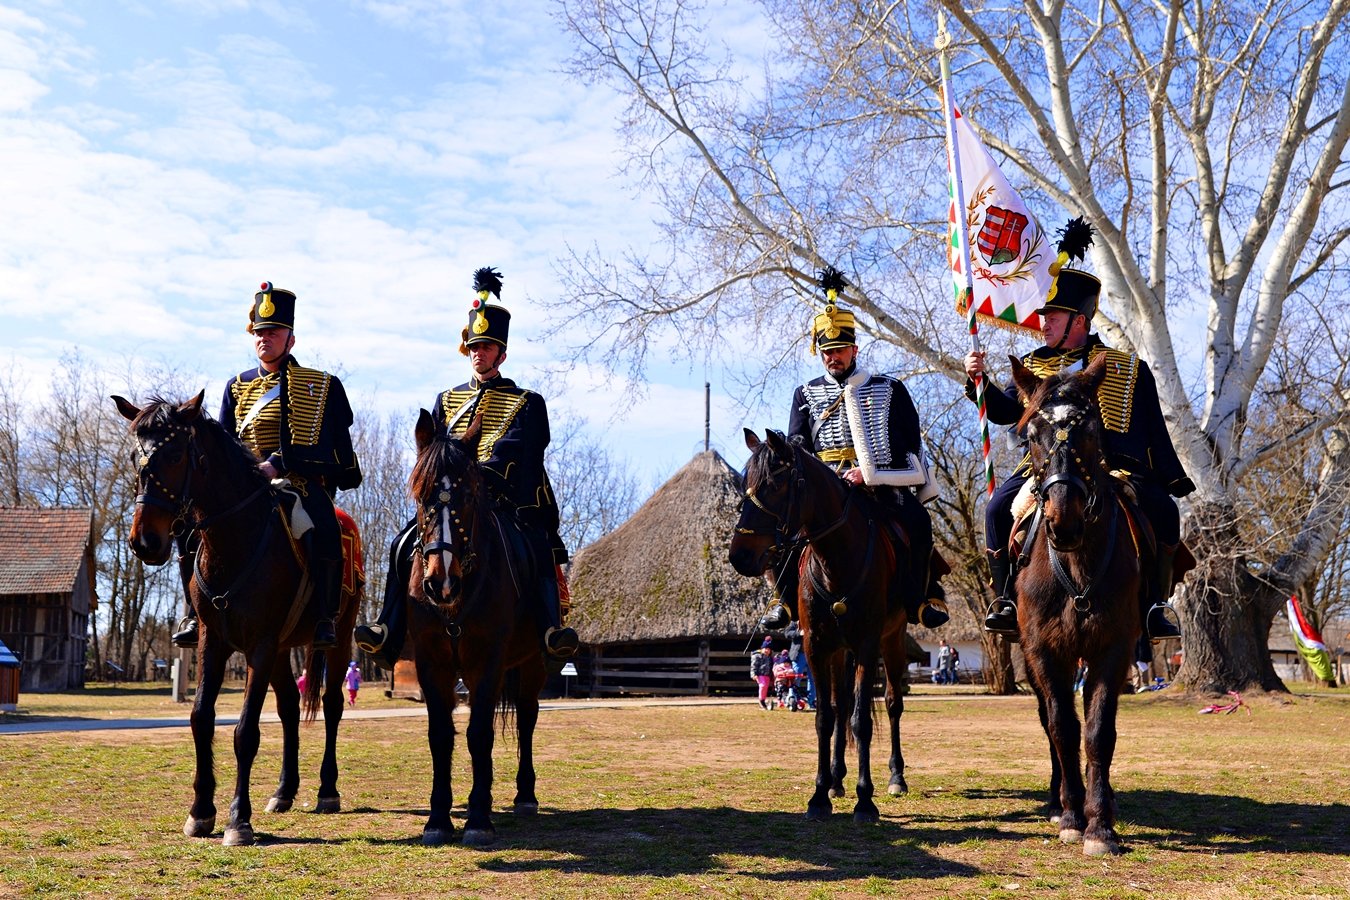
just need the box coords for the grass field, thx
[1,683,1346,898]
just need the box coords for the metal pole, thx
[704,382,710,452]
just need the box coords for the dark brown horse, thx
[405,408,548,846]
[1009,354,1143,856]
[729,429,919,822]
[114,392,360,846]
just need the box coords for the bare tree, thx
[553,0,1350,693]
[547,410,642,555]
[343,406,416,625]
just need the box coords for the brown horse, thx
[114,392,360,846]
[405,408,548,846]
[1009,354,1143,856]
[729,429,919,822]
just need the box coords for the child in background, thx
[344,661,361,706]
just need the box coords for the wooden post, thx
[699,639,710,694]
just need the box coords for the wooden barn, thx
[567,450,773,696]
[0,507,95,691]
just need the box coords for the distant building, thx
[0,507,95,691]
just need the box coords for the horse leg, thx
[851,650,880,824]
[806,650,835,821]
[1034,683,1064,823]
[512,662,545,815]
[461,666,502,847]
[829,654,852,799]
[879,623,908,796]
[1081,659,1127,856]
[1029,658,1086,844]
[184,639,228,838]
[264,658,300,814]
[418,654,459,845]
[315,647,345,813]
[223,651,276,846]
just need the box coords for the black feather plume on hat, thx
[1054,217,1094,266]
[473,267,503,299]
[816,266,850,295]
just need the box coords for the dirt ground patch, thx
[1,688,1346,898]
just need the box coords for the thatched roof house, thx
[569,450,770,645]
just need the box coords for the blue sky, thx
[0,0,779,487]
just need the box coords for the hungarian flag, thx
[947,107,1053,337]
[1286,595,1336,683]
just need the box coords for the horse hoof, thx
[805,806,832,822]
[265,797,292,814]
[461,827,496,847]
[1049,812,1062,825]
[1084,837,1123,857]
[314,796,341,814]
[853,808,880,825]
[222,824,255,847]
[421,827,455,846]
[514,802,539,816]
[887,780,908,796]
[1059,828,1083,845]
[183,815,215,838]
[828,787,845,799]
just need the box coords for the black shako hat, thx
[1036,217,1101,320]
[459,267,511,356]
[247,281,296,333]
[809,266,857,354]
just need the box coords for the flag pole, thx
[937,11,996,497]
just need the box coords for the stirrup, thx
[916,598,950,630]
[983,598,1020,638]
[354,623,387,654]
[1145,603,1182,642]
[171,617,199,649]
[544,626,579,658]
[758,603,791,632]
[312,618,337,649]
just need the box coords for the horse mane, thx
[409,432,485,503]
[131,396,270,491]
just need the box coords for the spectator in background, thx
[785,620,815,709]
[751,641,774,710]
[344,661,361,706]
[296,668,308,695]
[946,646,960,685]
[936,639,953,685]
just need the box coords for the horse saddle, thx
[274,485,365,598]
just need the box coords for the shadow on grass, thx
[943,786,1349,856]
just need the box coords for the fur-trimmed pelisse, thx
[458,267,510,356]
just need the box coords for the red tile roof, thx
[0,507,94,596]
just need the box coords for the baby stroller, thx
[773,659,808,711]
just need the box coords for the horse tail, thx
[496,666,520,740]
[302,646,326,723]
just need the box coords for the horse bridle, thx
[133,423,197,536]
[415,474,479,580]
[1029,399,1103,522]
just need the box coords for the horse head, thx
[113,391,207,566]
[1013,353,1111,551]
[410,408,486,606]
[729,428,804,577]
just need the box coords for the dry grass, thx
[1,685,1347,898]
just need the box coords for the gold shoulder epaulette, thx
[286,366,332,447]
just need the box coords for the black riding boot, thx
[540,568,579,659]
[170,533,199,648]
[311,558,341,649]
[759,546,802,631]
[983,549,1020,639]
[354,521,415,669]
[171,616,199,649]
[1143,543,1183,641]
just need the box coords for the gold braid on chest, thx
[1022,348,1137,433]
[442,388,530,462]
[285,367,332,447]
[232,372,283,458]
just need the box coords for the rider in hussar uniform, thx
[170,282,362,649]
[355,267,579,666]
[964,218,1193,641]
[758,266,950,633]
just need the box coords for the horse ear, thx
[1010,356,1042,404]
[744,428,761,451]
[415,408,436,451]
[180,390,206,422]
[765,429,790,456]
[1082,352,1110,392]
[111,395,141,422]
[462,411,484,451]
